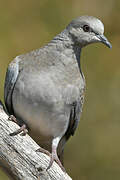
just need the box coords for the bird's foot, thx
[9,124,28,136]
[36,147,51,157]
[8,115,17,123]
[36,147,66,172]
[46,151,66,172]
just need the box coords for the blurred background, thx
[0,0,119,179]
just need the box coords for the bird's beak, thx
[96,34,112,48]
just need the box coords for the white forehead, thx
[68,16,104,35]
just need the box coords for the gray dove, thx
[4,16,112,171]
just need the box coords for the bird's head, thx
[67,16,112,48]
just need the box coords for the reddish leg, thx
[46,137,66,172]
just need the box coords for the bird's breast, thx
[12,66,85,142]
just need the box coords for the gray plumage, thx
[4,16,111,170]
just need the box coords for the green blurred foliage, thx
[0,0,119,179]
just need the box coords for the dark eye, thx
[83,25,90,32]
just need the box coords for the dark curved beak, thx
[97,34,112,48]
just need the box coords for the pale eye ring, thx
[83,25,90,32]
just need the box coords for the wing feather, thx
[4,56,20,114]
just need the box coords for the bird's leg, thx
[9,124,28,136]
[46,137,66,172]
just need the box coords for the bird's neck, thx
[49,29,82,71]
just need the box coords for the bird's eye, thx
[83,25,90,32]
